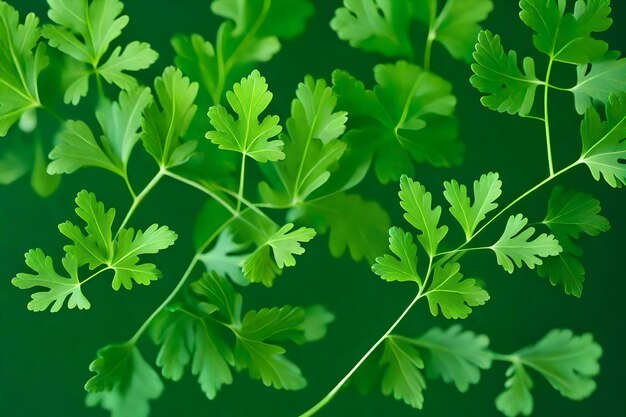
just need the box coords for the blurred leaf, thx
[200,228,249,286]
[572,51,626,114]
[380,336,426,409]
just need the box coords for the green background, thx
[1,1,625,416]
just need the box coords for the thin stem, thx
[237,155,247,212]
[298,291,426,417]
[116,169,165,237]
[544,57,555,176]
[128,216,237,345]
[122,171,137,199]
[424,34,435,72]
[436,246,490,258]
[163,170,238,216]
[212,183,274,222]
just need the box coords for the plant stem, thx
[128,216,237,345]
[115,169,165,237]
[544,57,555,176]
[163,170,238,216]
[122,171,137,199]
[237,155,247,212]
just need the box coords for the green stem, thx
[116,169,165,237]
[163,170,238,216]
[122,171,137,199]
[237,155,247,212]
[544,58,555,176]
[212,183,274,222]
[128,216,237,345]
[424,34,435,71]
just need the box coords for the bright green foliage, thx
[419,326,491,392]
[572,51,626,114]
[0,1,47,136]
[491,214,562,273]
[426,262,489,319]
[207,70,283,162]
[200,228,249,286]
[259,76,347,204]
[443,172,502,240]
[538,187,610,296]
[380,336,426,409]
[412,0,494,61]
[580,92,626,187]
[11,250,90,312]
[141,67,198,168]
[13,190,177,307]
[398,175,448,257]
[48,87,152,175]
[173,0,313,105]
[372,227,420,284]
[151,273,331,398]
[331,0,413,58]
[243,223,315,286]
[333,62,461,183]
[496,363,534,417]
[496,330,602,416]
[289,192,390,263]
[42,0,157,104]
[471,31,539,115]
[519,0,611,64]
[85,344,163,417]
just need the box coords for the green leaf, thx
[333,62,461,183]
[572,51,626,114]
[200,228,249,286]
[30,134,61,197]
[414,0,494,62]
[579,92,626,187]
[538,187,609,297]
[471,31,539,115]
[380,336,426,409]
[85,344,163,417]
[491,214,562,273]
[398,175,448,257]
[189,272,242,325]
[300,305,335,343]
[426,262,489,319]
[495,363,534,417]
[111,224,177,290]
[242,223,315,287]
[418,325,491,392]
[289,192,390,263]
[259,76,347,203]
[519,0,611,64]
[0,2,47,136]
[372,227,420,284]
[141,66,198,167]
[206,70,284,162]
[42,0,157,103]
[443,172,502,240]
[240,306,306,343]
[11,249,91,312]
[496,329,602,416]
[330,0,413,57]
[47,120,124,176]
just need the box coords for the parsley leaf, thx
[571,51,626,114]
[443,172,502,241]
[199,228,249,286]
[491,214,562,273]
[11,250,91,312]
[425,262,489,319]
[48,87,153,175]
[333,62,462,183]
[519,0,611,64]
[42,0,157,104]
[331,0,413,58]
[289,192,390,263]
[496,329,602,416]
[206,70,283,162]
[398,175,448,257]
[380,336,426,409]
[413,0,494,62]
[259,76,347,204]
[0,2,47,136]
[141,66,198,168]
[372,227,421,284]
[471,31,539,115]
[538,187,610,296]
[579,92,626,187]
[85,344,163,417]
[418,325,492,392]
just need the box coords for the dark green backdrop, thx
[1,1,625,416]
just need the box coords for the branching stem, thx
[544,57,556,176]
